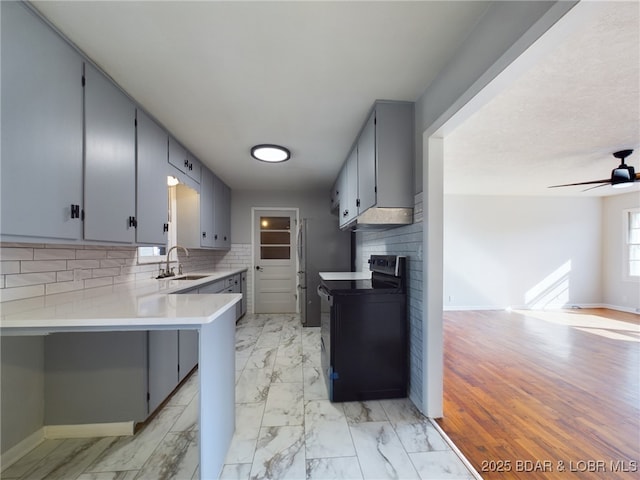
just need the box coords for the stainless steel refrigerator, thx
[297,217,351,327]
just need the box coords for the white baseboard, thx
[1,422,134,470]
[599,303,640,314]
[43,421,134,439]
[443,303,639,313]
[1,428,45,470]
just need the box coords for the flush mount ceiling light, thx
[251,144,291,163]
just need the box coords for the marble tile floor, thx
[2,314,477,480]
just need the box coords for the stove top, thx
[320,255,406,295]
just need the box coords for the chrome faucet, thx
[164,245,189,277]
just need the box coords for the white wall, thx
[231,189,337,244]
[444,195,602,310]
[602,191,640,312]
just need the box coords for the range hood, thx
[345,207,413,231]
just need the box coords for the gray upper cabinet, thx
[339,149,358,228]
[136,109,170,245]
[357,111,376,214]
[200,167,215,247]
[330,177,341,212]
[333,101,414,228]
[177,167,231,250]
[186,151,202,184]
[169,136,201,184]
[213,175,231,249]
[0,2,83,241]
[84,63,136,243]
[374,101,414,209]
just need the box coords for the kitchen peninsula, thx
[1,273,243,479]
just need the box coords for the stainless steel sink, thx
[170,274,210,280]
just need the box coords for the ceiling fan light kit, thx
[549,149,638,190]
[611,149,636,188]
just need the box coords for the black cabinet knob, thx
[202,231,207,238]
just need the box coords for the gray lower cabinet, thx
[45,329,193,424]
[44,332,148,425]
[43,274,246,426]
[148,330,179,414]
[178,331,199,382]
[0,1,83,241]
[233,274,242,319]
[241,271,248,317]
[84,62,137,243]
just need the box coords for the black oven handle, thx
[317,284,333,307]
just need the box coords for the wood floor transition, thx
[437,308,639,479]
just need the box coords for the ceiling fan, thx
[549,149,639,191]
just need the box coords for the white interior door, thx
[253,209,297,313]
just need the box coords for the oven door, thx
[317,284,333,398]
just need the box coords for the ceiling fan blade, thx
[548,178,611,188]
[581,183,610,192]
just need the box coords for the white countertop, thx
[0,269,246,334]
[319,271,372,281]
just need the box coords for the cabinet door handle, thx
[184,159,189,168]
[202,231,207,238]
[214,234,218,240]
[163,223,169,233]
[343,210,348,217]
[70,204,80,219]
[128,216,137,228]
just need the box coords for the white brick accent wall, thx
[0,243,253,309]
[355,193,424,408]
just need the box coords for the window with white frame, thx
[626,208,640,278]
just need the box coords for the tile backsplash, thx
[0,243,252,304]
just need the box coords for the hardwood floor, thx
[437,308,640,479]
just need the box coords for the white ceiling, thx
[31,0,490,191]
[444,0,640,197]
[31,1,639,197]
